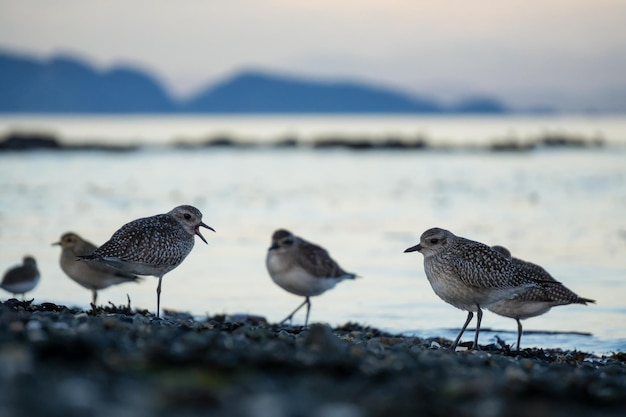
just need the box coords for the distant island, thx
[0,50,508,114]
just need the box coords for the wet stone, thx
[0,300,624,417]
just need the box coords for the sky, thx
[1,0,625,111]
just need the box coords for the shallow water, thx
[1,116,625,354]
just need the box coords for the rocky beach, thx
[0,299,624,417]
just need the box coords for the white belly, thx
[2,275,39,294]
[268,265,340,297]
[489,300,554,320]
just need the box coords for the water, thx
[1,115,625,354]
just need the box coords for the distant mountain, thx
[0,52,175,112]
[452,96,508,113]
[0,50,509,114]
[184,71,445,113]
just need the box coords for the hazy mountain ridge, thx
[0,52,174,112]
[0,50,508,114]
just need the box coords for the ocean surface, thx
[1,114,625,354]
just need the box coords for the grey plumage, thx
[266,229,356,327]
[53,232,141,305]
[1,256,40,298]
[79,205,214,318]
[404,227,538,350]
[489,245,595,350]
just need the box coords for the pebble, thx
[0,300,624,417]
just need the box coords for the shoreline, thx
[0,130,607,153]
[1,300,624,416]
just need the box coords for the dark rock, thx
[0,300,624,417]
[0,132,139,153]
[0,133,61,151]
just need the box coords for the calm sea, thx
[1,115,625,354]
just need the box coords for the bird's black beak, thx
[404,244,422,253]
[196,222,215,244]
[52,241,60,246]
[268,242,279,251]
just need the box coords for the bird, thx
[266,229,356,328]
[404,227,539,350]
[1,256,40,298]
[53,232,142,306]
[488,245,595,351]
[78,205,214,318]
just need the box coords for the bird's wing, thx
[297,240,354,279]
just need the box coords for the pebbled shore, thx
[1,300,625,417]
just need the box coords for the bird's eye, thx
[284,238,293,246]
[429,238,439,244]
[184,213,191,220]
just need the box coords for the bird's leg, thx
[156,275,163,319]
[303,297,311,328]
[516,318,523,351]
[472,307,483,350]
[280,297,309,326]
[451,311,473,350]
[92,290,98,307]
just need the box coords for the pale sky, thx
[1,0,625,111]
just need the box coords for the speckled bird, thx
[266,229,356,328]
[488,245,595,350]
[79,205,214,318]
[53,232,142,305]
[1,256,40,298]
[404,227,539,350]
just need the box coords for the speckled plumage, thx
[404,227,538,350]
[1,256,40,298]
[53,232,141,305]
[489,245,595,350]
[266,229,356,327]
[80,205,214,317]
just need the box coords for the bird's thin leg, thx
[92,290,97,307]
[516,318,523,351]
[472,307,483,350]
[280,297,309,326]
[303,297,311,328]
[156,275,163,318]
[451,311,473,350]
